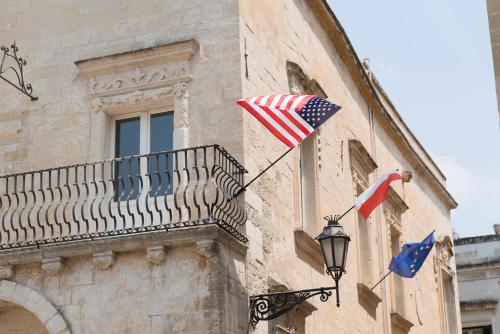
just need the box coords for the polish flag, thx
[355,170,402,220]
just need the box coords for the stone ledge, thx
[293,229,324,273]
[357,282,382,312]
[460,299,498,311]
[390,311,414,333]
[0,225,247,265]
[75,39,199,76]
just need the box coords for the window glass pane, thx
[115,117,140,201]
[149,112,174,196]
[150,112,174,153]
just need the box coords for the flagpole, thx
[234,147,294,197]
[371,270,393,290]
[337,205,355,221]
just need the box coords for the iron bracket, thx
[249,285,338,326]
[0,42,38,101]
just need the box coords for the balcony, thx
[0,145,247,249]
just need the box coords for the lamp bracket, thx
[249,286,337,326]
[0,42,38,101]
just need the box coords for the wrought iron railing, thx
[0,145,247,248]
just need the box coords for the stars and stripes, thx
[236,95,341,148]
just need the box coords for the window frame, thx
[110,107,174,159]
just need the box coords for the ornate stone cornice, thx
[348,139,378,174]
[75,40,198,114]
[75,40,199,76]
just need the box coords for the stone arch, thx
[0,280,70,334]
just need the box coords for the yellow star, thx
[410,264,414,268]
[413,258,417,263]
[420,246,424,250]
[411,269,415,272]
[426,246,430,249]
[415,251,418,255]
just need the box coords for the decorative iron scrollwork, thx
[0,42,38,101]
[249,286,336,326]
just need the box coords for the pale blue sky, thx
[328,0,500,237]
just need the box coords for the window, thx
[463,326,492,334]
[113,110,174,200]
[299,133,319,235]
[384,190,408,317]
[348,140,377,286]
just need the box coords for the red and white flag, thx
[236,95,341,148]
[355,170,402,219]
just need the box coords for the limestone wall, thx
[0,0,461,333]
[238,0,460,333]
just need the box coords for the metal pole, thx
[337,205,355,221]
[370,270,393,290]
[234,147,294,197]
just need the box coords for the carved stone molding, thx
[42,257,64,276]
[147,246,166,265]
[351,167,369,193]
[93,251,115,270]
[384,209,403,242]
[76,39,198,115]
[90,81,188,114]
[0,264,14,279]
[286,61,328,98]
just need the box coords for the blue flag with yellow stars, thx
[389,231,435,278]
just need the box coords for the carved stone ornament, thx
[147,246,166,265]
[384,209,402,241]
[75,39,198,114]
[0,264,14,279]
[434,235,454,273]
[351,167,369,194]
[41,257,64,275]
[93,251,115,270]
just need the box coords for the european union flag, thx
[389,231,435,278]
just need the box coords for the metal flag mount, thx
[0,42,38,101]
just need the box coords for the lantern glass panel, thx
[333,237,346,268]
[320,238,334,268]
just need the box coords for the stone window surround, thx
[288,61,327,270]
[384,188,411,330]
[434,235,458,333]
[348,139,383,311]
[75,39,198,161]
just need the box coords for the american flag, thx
[236,95,341,148]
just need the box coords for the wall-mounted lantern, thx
[248,216,350,326]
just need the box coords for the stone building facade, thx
[456,226,500,334]
[487,0,500,121]
[0,0,460,333]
